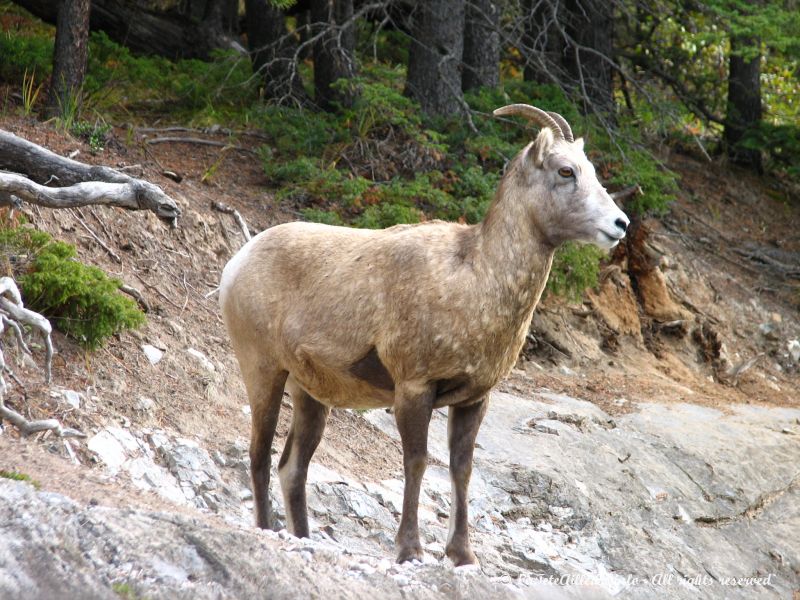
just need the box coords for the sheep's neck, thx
[475,177,555,325]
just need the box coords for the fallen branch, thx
[119,284,151,313]
[0,172,177,223]
[0,129,180,225]
[145,137,254,154]
[211,200,252,242]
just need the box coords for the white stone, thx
[62,390,82,409]
[186,348,216,373]
[135,397,155,412]
[788,340,800,363]
[142,344,164,365]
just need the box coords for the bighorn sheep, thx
[220,104,629,566]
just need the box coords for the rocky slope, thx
[1,116,799,598]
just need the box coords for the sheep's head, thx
[494,104,629,250]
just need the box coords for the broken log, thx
[0,129,180,225]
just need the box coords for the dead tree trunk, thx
[462,0,500,92]
[312,0,357,111]
[47,0,91,118]
[563,0,615,116]
[245,0,309,105]
[12,0,242,60]
[405,0,466,117]
[725,35,762,172]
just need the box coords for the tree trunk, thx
[245,0,309,105]
[405,0,465,117]
[12,0,242,61]
[521,0,563,85]
[462,0,499,91]
[47,0,90,118]
[312,0,357,111]
[563,0,615,115]
[725,35,762,172]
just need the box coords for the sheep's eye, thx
[558,167,574,178]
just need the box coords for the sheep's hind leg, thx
[394,382,435,563]
[248,368,289,530]
[278,380,330,538]
[446,397,489,566]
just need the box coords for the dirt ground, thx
[1,111,798,511]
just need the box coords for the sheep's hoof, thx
[446,545,479,567]
[396,544,424,563]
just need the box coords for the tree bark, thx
[12,0,242,61]
[47,0,91,118]
[521,0,563,85]
[563,0,615,115]
[462,0,499,91]
[725,35,762,172]
[245,0,309,105]
[312,0,357,111]
[405,0,465,117]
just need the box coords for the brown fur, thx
[220,107,628,565]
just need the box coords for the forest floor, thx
[1,111,799,570]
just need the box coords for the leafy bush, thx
[1,227,145,349]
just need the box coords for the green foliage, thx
[20,69,43,116]
[111,582,141,600]
[0,470,40,489]
[1,227,145,349]
[546,243,605,300]
[71,120,111,153]
[0,23,52,83]
[85,32,258,121]
[740,122,800,180]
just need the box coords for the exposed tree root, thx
[0,277,85,439]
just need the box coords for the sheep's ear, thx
[574,137,585,152]
[529,128,554,167]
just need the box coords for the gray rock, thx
[0,479,534,600]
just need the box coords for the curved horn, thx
[493,104,564,141]
[547,111,574,143]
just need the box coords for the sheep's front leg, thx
[446,397,488,566]
[278,381,330,538]
[248,369,289,530]
[394,382,435,563]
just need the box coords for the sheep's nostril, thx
[615,218,628,233]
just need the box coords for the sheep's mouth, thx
[600,230,624,243]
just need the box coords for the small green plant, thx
[111,582,140,600]
[20,69,43,116]
[71,119,111,153]
[1,227,145,349]
[0,470,40,489]
[54,84,82,133]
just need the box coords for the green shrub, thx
[740,122,800,180]
[1,227,145,349]
[546,242,605,301]
[0,28,53,83]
